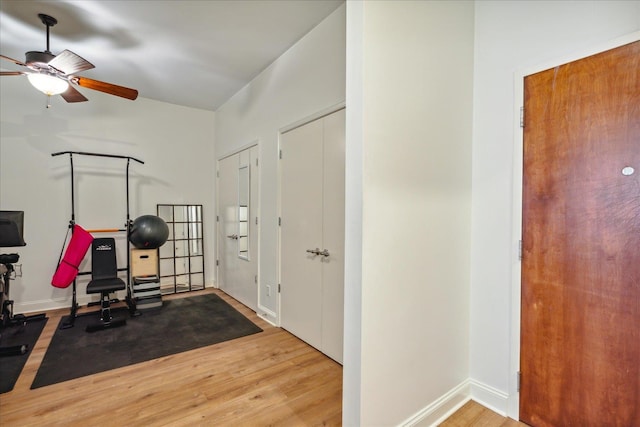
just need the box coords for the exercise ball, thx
[129,215,169,249]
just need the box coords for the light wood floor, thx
[0,288,342,426]
[1,288,525,427]
[439,401,528,427]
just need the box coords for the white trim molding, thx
[400,380,471,427]
[469,379,510,417]
[279,101,345,134]
[257,304,277,326]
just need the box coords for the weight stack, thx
[132,275,163,309]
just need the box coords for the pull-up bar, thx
[51,151,144,164]
[51,151,144,223]
[52,150,144,328]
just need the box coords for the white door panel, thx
[218,154,238,298]
[280,109,345,363]
[280,119,324,349]
[233,146,259,310]
[217,146,259,311]
[321,109,345,363]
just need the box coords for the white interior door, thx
[233,146,259,310]
[280,108,345,363]
[217,146,259,311]
[280,118,324,350]
[320,108,345,362]
[217,154,239,300]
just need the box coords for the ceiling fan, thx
[0,13,138,104]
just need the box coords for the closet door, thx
[321,109,345,362]
[234,146,259,309]
[280,119,324,350]
[216,146,259,311]
[217,154,240,301]
[280,108,345,363]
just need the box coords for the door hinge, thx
[517,371,522,392]
[520,107,524,128]
[518,240,523,261]
[216,215,219,222]
[256,158,259,166]
[278,217,281,226]
[255,217,258,225]
[278,283,281,293]
[216,170,220,178]
[279,149,282,159]
[216,259,219,266]
[254,275,257,284]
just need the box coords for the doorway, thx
[519,41,639,426]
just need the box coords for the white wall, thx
[1,78,215,313]
[470,0,640,417]
[214,4,346,323]
[345,1,475,425]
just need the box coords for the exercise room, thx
[1,1,638,426]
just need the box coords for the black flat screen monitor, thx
[0,210,26,247]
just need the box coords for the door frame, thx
[508,31,640,420]
[215,140,260,304]
[276,102,346,327]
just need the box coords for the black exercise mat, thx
[31,293,262,389]
[0,317,48,393]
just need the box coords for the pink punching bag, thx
[51,224,93,288]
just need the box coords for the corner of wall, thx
[469,378,510,417]
[400,380,471,427]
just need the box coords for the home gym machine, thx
[0,211,46,357]
[51,151,144,329]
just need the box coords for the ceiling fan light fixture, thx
[27,73,69,96]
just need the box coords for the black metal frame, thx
[51,151,144,329]
[156,204,205,294]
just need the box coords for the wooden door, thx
[520,41,639,426]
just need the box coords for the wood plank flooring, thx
[0,289,342,426]
[439,401,528,427]
[1,288,525,426]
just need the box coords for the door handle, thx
[227,234,238,240]
[306,248,329,257]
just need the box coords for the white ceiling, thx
[0,0,344,111]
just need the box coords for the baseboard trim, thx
[13,287,127,314]
[469,378,510,416]
[257,304,277,326]
[17,283,218,315]
[400,380,471,427]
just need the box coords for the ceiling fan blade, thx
[73,76,138,100]
[1,54,27,67]
[0,71,26,76]
[60,85,88,103]
[48,49,94,75]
